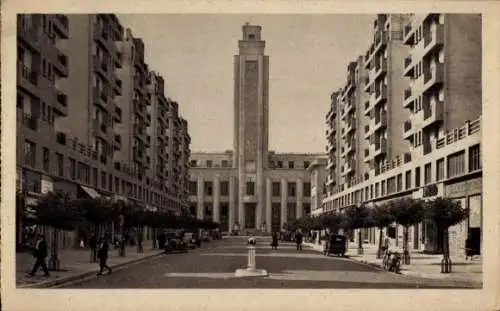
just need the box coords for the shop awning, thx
[80,185,100,199]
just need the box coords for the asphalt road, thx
[63,236,472,289]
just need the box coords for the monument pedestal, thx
[234,244,268,277]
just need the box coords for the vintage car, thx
[183,232,197,249]
[164,230,189,253]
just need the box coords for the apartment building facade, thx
[188,24,325,234]
[322,13,482,257]
[16,14,191,248]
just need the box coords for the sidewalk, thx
[16,241,164,288]
[304,242,482,287]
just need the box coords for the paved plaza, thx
[42,237,480,289]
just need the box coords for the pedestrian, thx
[295,229,303,252]
[465,233,474,260]
[270,232,279,250]
[97,233,112,275]
[28,234,50,277]
[158,231,166,249]
[137,230,144,253]
[89,234,97,263]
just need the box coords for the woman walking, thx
[97,233,112,276]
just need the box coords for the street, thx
[62,236,473,289]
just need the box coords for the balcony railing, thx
[56,14,69,29]
[23,114,38,130]
[56,90,68,107]
[436,118,481,150]
[404,55,412,69]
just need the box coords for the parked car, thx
[164,230,188,253]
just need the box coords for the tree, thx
[370,203,394,259]
[74,197,119,261]
[29,191,81,270]
[343,204,372,255]
[389,197,425,264]
[424,197,468,273]
[321,212,345,235]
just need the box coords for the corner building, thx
[16,14,191,249]
[189,24,324,234]
[322,14,482,258]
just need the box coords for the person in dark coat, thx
[97,234,112,275]
[271,232,279,250]
[28,234,50,277]
[158,232,166,249]
[295,230,304,252]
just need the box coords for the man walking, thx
[28,234,50,277]
[295,229,303,252]
[97,233,112,276]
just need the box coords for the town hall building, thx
[188,24,325,234]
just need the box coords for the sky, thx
[117,14,376,153]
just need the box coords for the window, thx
[424,163,432,185]
[69,158,76,179]
[381,180,386,196]
[272,182,280,197]
[436,158,445,181]
[288,161,294,169]
[277,161,283,168]
[190,160,197,167]
[56,153,64,177]
[303,182,311,197]
[447,151,465,178]
[101,171,107,189]
[206,160,212,168]
[246,182,255,195]
[387,177,396,194]
[288,182,296,196]
[92,168,98,187]
[396,174,402,192]
[220,181,229,196]
[248,34,255,40]
[469,144,481,172]
[415,167,421,188]
[375,183,379,197]
[221,160,229,168]
[304,161,310,169]
[24,140,36,167]
[42,147,50,172]
[204,181,213,196]
[405,170,412,190]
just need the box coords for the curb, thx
[18,251,165,289]
[305,244,482,288]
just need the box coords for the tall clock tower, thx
[233,23,269,229]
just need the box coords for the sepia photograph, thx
[2,2,500,311]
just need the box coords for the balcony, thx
[423,63,444,93]
[375,32,387,50]
[114,134,121,149]
[403,87,413,108]
[344,99,355,115]
[374,138,387,157]
[93,26,109,47]
[23,113,38,131]
[92,55,107,78]
[345,141,355,155]
[133,147,144,161]
[113,76,123,95]
[424,24,444,54]
[17,18,40,48]
[422,99,444,129]
[373,111,387,131]
[53,89,68,116]
[92,119,109,139]
[375,85,387,105]
[115,51,123,68]
[403,23,414,45]
[54,51,69,77]
[345,119,356,134]
[134,75,145,94]
[113,105,122,123]
[374,59,387,79]
[17,63,39,95]
[54,14,69,39]
[403,55,414,77]
[403,120,413,140]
